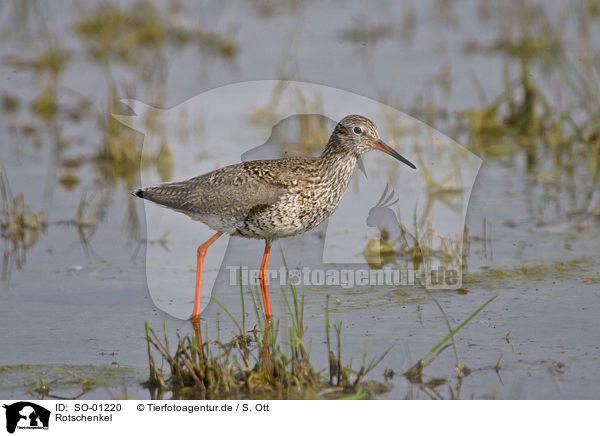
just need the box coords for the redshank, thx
[134,114,416,321]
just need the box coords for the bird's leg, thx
[191,231,223,321]
[258,241,272,320]
[191,320,204,361]
[261,317,272,361]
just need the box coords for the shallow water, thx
[1,0,599,399]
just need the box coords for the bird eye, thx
[353,126,363,135]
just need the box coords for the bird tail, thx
[132,182,198,214]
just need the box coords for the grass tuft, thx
[144,283,390,399]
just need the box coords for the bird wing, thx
[137,157,320,223]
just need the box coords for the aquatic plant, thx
[75,1,237,65]
[0,170,47,278]
[144,281,390,399]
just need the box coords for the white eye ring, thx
[353,126,363,135]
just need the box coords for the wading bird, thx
[134,115,416,321]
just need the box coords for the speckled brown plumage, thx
[135,115,415,243]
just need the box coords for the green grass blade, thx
[212,297,242,333]
[421,295,497,362]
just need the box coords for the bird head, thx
[330,115,416,169]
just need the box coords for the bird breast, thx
[235,154,357,240]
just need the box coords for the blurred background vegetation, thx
[1,0,600,399]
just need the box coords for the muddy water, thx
[1,0,600,399]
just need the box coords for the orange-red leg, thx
[258,241,272,320]
[191,231,223,321]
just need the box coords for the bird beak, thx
[371,139,416,169]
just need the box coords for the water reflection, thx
[0,171,47,285]
[0,171,104,286]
